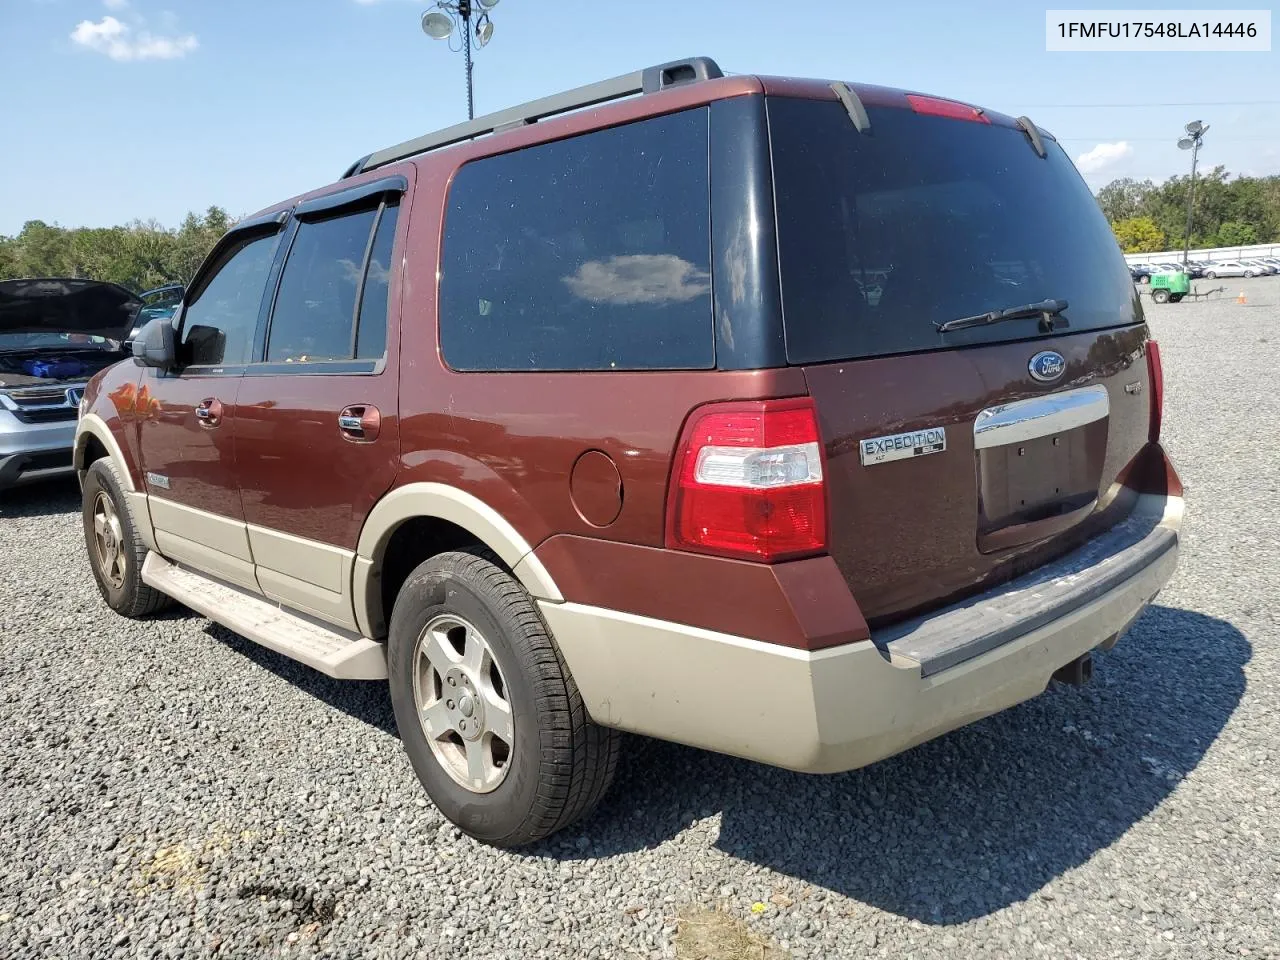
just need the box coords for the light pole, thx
[421,0,501,121]
[1177,120,1208,266]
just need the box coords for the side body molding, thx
[353,482,563,637]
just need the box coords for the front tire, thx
[82,459,172,617]
[1151,288,1170,303]
[1205,271,1217,279]
[388,549,620,846]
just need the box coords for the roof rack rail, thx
[342,56,723,179]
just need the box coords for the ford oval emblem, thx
[1028,350,1066,383]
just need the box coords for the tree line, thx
[1099,166,1280,253]
[0,207,236,293]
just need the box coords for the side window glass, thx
[355,202,399,360]
[181,232,279,367]
[266,208,378,363]
[439,108,712,371]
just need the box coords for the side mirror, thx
[131,318,176,370]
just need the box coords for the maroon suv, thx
[75,57,1182,846]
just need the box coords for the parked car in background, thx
[126,284,185,343]
[137,284,184,323]
[1240,259,1278,275]
[1204,260,1260,278]
[1129,264,1153,283]
[76,57,1182,846]
[1,278,138,488]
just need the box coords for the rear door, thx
[767,94,1154,624]
[232,178,407,631]
[135,220,284,592]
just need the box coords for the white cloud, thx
[70,14,197,61]
[1075,141,1133,175]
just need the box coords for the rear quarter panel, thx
[395,150,809,551]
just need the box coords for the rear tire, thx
[1244,270,1256,278]
[387,549,620,847]
[1205,271,1217,280]
[82,459,173,617]
[1151,289,1170,304]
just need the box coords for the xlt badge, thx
[859,427,947,466]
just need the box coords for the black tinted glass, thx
[769,98,1137,363]
[356,202,398,360]
[267,208,377,363]
[439,108,713,371]
[181,232,279,366]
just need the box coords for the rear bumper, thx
[541,492,1182,773]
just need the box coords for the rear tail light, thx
[666,398,827,563]
[1146,340,1164,442]
[906,94,991,124]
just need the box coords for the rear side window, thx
[181,231,280,367]
[439,108,713,371]
[769,98,1137,364]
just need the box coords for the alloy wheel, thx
[92,491,126,589]
[412,613,514,793]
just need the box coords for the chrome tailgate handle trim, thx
[973,384,1109,449]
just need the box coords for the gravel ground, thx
[2,277,1278,960]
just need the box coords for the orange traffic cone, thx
[1237,290,1247,304]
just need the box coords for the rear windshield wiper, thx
[936,298,1069,334]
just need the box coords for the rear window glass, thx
[439,108,713,371]
[768,98,1137,364]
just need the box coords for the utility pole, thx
[1177,121,1209,265]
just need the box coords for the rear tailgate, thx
[802,327,1152,623]
[767,91,1154,624]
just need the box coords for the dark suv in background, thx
[76,57,1182,846]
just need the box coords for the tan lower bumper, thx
[539,495,1181,774]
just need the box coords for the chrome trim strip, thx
[973,385,1109,449]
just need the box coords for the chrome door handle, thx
[338,404,381,442]
[195,397,223,427]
